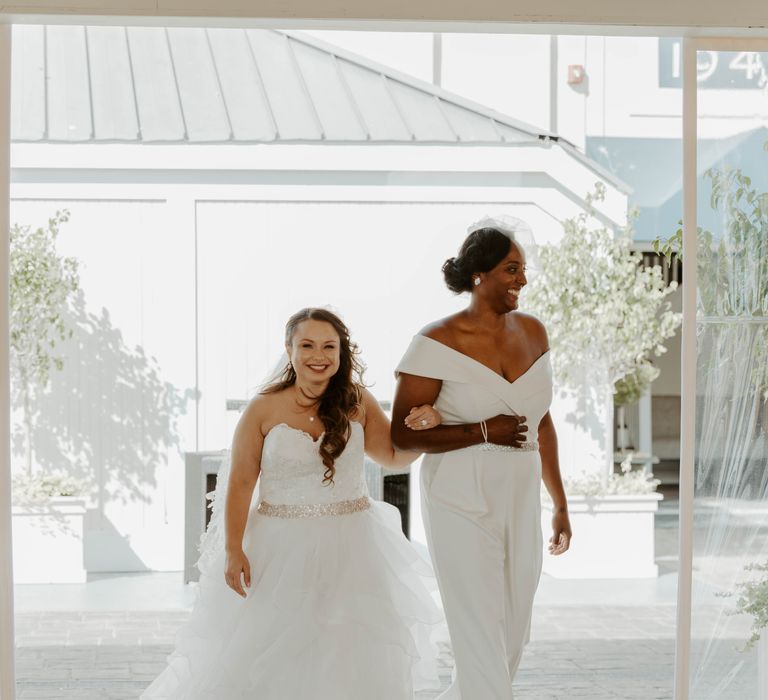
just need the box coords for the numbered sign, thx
[659,38,768,89]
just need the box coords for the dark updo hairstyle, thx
[261,307,365,486]
[442,227,514,293]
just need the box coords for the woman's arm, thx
[361,388,439,469]
[390,373,528,453]
[539,410,571,556]
[224,399,265,597]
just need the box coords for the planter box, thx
[541,493,663,579]
[12,497,87,583]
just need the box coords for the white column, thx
[432,33,442,87]
[674,36,697,700]
[549,34,557,134]
[637,389,652,473]
[0,23,16,700]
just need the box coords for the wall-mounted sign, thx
[659,38,768,89]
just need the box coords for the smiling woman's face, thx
[477,239,527,311]
[286,319,341,384]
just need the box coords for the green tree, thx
[527,185,681,395]
[526,185,681,487]
[655,165,768,400]
[10,211,81,475]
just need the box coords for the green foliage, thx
[728,561,768,649]
[526,184,681,394]
[10,211,80,389]
[613,361,660,407]
[10,211,81,476]
[655,167,768,317]
[655,166,768,400]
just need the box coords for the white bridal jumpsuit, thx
[396,335,553,700]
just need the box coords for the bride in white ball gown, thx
[142,307,444,700]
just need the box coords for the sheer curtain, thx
[690,59,768,698]
[692,323,768,698]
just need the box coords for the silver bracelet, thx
[479,419,489,444]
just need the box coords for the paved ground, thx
[10,505,762,699]
[16,607,759,700]
[14,608,680,700]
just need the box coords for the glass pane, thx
[691,48,768,700]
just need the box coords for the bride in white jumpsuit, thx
[392,218,572,699]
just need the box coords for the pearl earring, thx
[473,277,481,286]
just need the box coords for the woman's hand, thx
[548,510,572,556]
[224,548,251,597]
[404,404,442,431]
[485,414,529,447]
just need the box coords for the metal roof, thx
[10,25,626,188]
[11,25,563,146]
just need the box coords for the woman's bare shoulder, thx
[418,314,462,343]
[510,312,549,351]
[357,385,376,406]
[240,391,283,436]
[349,385,374,426]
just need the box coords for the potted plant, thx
[11,473,88,583]
[527,186,680,578]
[9,211,85,583]
[541,454,662,578]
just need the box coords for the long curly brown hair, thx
[261,308,365,485]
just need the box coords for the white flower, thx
[526,188,681,391]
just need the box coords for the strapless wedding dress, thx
[142,421,441,699]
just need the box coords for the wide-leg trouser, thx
[421,450,543,700]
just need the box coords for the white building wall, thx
[11,142,621,569]
[10,198,196,571]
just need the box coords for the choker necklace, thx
[294,385,320,422]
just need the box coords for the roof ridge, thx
[278,29,556,143]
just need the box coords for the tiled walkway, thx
[10,508,759,699]
[13,606,682,699]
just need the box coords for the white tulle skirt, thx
[141,500,442,699]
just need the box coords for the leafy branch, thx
[655,165,768,401]
[722,561,768,650]
[654,166,768,317]
[526,184,681,395]
[10,211,81,476]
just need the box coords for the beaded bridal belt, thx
[470,441,539,453]
[257,496,371,519]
